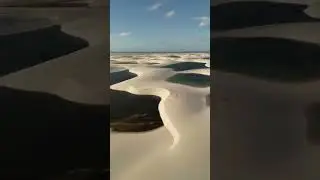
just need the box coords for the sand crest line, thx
[126,86,180,150]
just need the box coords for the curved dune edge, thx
[212,22,320,44]
[211,1,320,178]
[125,86,179,149]
[0,44,109,105]
[0,9,108,105]
[110,55,210,180]
[305,2,320,18]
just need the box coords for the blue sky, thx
[110,0,210,52]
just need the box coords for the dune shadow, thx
[0,24,89,77]
[112,61,138,65]
[110,69,137,85]
[167,73,210,87]
[0,86,109,179]
[110,89,163,132]
[143,62,159,65]
[212,37,320,82]
[211,1,320,31]
[162,62,207,71]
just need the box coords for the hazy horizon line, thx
[111,50,210,53]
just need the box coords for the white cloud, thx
[165,10,175,18]
[193,16,210,27]
[119,32,132,37]
[148,2,162,11]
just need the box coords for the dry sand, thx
[110,53,210,180]
[211,1,320,178]
[0,7,109,105]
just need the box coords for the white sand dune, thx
[0,43,109,105]
[211,2,320,177]
[0,7,108,44]
[110,54,210,180]
[213,70,320,179]
[0,7,109,105]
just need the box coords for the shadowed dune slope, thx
[0,42,109,105]
[212,37,320,82]
[211,1,320,31]
[110,70,137,85]
[0,86,109,179]
[110,89,161,120]
[110,89,163,132]
[0,25,88,77]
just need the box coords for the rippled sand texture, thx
[110,53,210,180]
